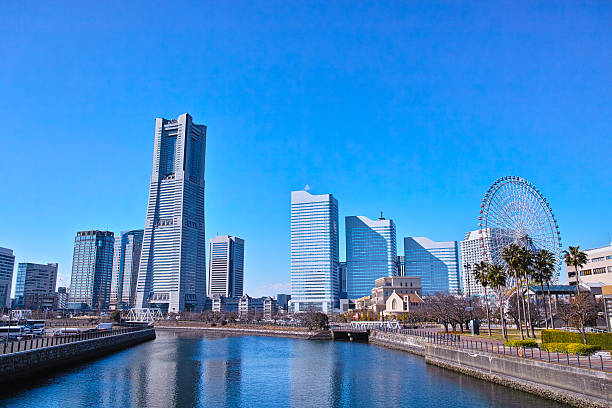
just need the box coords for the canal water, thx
[0,330,567,407]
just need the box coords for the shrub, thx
[566,344,600,355]
[504,339,538,348]
[542,342,601,355]
[541,330,612,349]
[541,343,570,353]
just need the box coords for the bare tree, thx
[557,293,599,344]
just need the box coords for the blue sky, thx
[1,2,611,296]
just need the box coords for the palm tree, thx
[533,249,556,329]
[519,247,535,337]
[473,261,492,336]
[487,264,508,340]
[502,244,525,340]
[563,246,588,295]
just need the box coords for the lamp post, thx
[464,263,474,332]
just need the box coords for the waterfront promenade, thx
[369,329,611,408]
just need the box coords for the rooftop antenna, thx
[379,211,385,220]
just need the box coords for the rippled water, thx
[0,330,567,407]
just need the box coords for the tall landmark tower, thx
[135,113,207,312]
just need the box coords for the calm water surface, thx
[0,330,567,407]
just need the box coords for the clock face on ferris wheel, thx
[478,176,562,284]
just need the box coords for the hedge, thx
[541,342,601,355]
[504,339,538,348]
[541,330,612,349]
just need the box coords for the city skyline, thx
[2,2,611,298]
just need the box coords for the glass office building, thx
[346,215,396,299]
[136,113,207,312]
[404,237,460,295]
[14,262,58,308]
[110,230,144,309]
[208,235,244,297]
[69,230,114,309]
[290,190,339,313]
[0,247,15,309]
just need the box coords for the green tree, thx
[563,246,588,294]
[502,244,526,339]
[311,312,329,330]
[473,261,492,336]
[533,249,556,329]
[518,247,535,337]
[110,310,122,324]
[487,264,508,340]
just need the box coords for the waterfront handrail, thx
[0,326,152,356]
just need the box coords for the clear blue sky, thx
[1,2,611,296]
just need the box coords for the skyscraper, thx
[404,237,460,295]
[136,113,207,312]
[208,235,244,297]
[69,230,114,309]
[0,247,15,309]
[460,229,492,297]
[14,262,58,308]
[346,215,396,299]
[110,230,144,309]
[290,190,339,313]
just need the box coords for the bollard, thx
[566,352,569,365]
[577,354,580,368]
[600,355,604,370]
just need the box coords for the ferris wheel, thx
[478,176,562,283]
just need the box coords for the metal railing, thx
[372,327,609,372]
[0,326,151,356]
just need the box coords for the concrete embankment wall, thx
[155,325,332,340]
[0,328,156,383]
[369,330,427,356]
[370,331,611,408]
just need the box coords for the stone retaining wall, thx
[370,331,611,408]
[0,328,156,383]
[156,326,331,340]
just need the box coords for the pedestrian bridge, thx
[329,321,400,342]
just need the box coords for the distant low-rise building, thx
[210,295,239,314]
[368,276,422,316]
[238,294,264,318]
[567,243,612,286]
[384,292,424,317]
[263,296,278,320]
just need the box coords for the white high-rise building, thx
[346,215,396,299]
[136,113,207,312]
[460,229,488,296]
[208,235,244,297]
[290,190,339,313]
